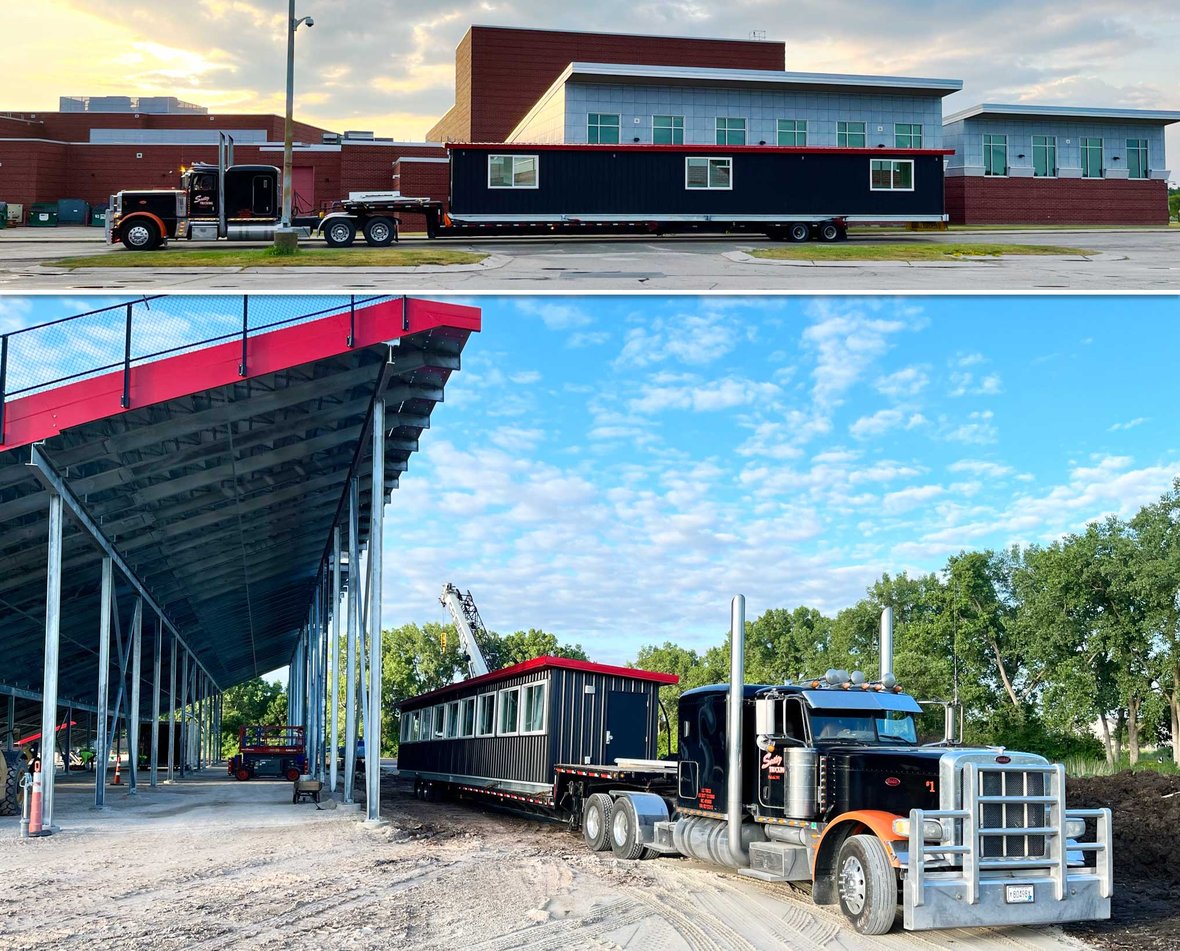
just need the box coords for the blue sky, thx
[3,294,1179,666]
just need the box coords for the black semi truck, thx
[397,599,1112,936]
[108,135,950,250]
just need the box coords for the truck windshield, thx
[811,710,917,745]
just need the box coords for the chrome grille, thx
[979,767,1047,859]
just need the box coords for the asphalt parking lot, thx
[0,226,1177,291]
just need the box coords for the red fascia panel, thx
[401,655,679,707]
[448,142,955,156]
[0,297,481,451]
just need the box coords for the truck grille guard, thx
[904,762,1112,927]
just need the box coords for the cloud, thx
[850,408,905,439]
[948,459,1013,478]
[876,365,929,399]
[614,311,750,369]
[941,410,998,444]
[1108,417,1148,431]
[881,484,946,514]
[801,301,916,408]
[629,375,781,414]
[513,299,593,330]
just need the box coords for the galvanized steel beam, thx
[39,492,63,830]
[366,397,385,823]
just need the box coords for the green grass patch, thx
[749,242,1097,262]
[52,246,488,269]
[1063,753,1179,778]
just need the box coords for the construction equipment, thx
[439,583,491,678]
[228,725,307,782]
[1,748,30,816]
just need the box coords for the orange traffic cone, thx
[29,760,43,835]
[112,758,122,785]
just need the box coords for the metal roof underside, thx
[0,297,480,733]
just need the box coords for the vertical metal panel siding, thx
[450,148,946,218]
[400,666,665,787]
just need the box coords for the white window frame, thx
[685,157,733,191]
[983,133,1008,177]
[1126,138,1148,179]
[776,119,807,146]
[521,682,548,735]
[838,121,867,148]
[715,117,747,146]
[444,700,461,739]
[1032,134,1057,178]
[476,692,496,738]
[487,154,539,189]
[587,112,621,144]
[652,114,684,145]
[410,710,422,743]
[1080,137,1104,179]
[431,705,445,739]
[497,686,521,736]
[459,696,476,738]
[869,159,915,192]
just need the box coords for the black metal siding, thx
[450,148,945,218]
[398,666,664,789]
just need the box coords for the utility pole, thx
[275,0,314,251]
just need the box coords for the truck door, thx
[758,696,807,811]
[251,175,275,216]
[604,691,648,763]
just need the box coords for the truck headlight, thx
[1065,818,1086,839]
[893,818,944,840]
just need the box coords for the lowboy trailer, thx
[397,600,1112,935]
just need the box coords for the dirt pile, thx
[1065,770,1180,951]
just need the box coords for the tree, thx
[1169,186,1180,223]
[478,628,589,669]
[633,640,727,755]
[219,677,287,755]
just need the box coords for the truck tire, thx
[582,793,614,852]
[836,835,897,935]
[609,794,649,860]
[818,221,842,243]
[2,750,29,816]
[363,216,396,247]
[323,219,357,248]
[788,222,811,242]
[121,219,162,251]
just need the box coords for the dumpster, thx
[57,198,90,224]
[0,203,6,229]
[91,206,108,227]
[29,203,58,227]
[5,203,22,225]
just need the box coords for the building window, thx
[459,696,476,738]
[870,159,914,190]
[432,705,445,739]
[1032,135,1057,177]
[653,115,684,145]
[983,134,1007,176]
[895,123,922,149]
[685,157,733,190]
[522,683,547,734]
[476,693,495,737]
[587,113,620,144]
[1127,138,1148,179]
[497,686,521,736]
[445,699,461,738]
[838,121,867,148]
[488,154,538,189]
[777,119,807,146]
[400,714,411,743]
[715,117,747,146]
[1081,137,1103,178]
[410,710,423,743]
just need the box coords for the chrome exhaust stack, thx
[728,594,749,867]
[880,605,896,688]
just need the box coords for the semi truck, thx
[107,135,950,250]
[397,597,1112,935]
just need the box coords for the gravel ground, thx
[0,767,1096,951]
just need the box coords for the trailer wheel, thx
[1,750,29,816]
[609,794,649,860]
[235,767,250,781]
[121,219,161,251]
[323,219,356,248]
[818,221,842,243]
[363,216,396,247]
[285,767,301,782]
[788,222,812,243]
[836,835,897,935]
[582,793,614,852]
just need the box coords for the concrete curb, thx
[33,253,511,275]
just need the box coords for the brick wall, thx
[0,140,70,216]
[428,25,786,143]
[0,112,329,143]
[946,176,1170,225]
[392,158,451,233]
[339,143,446,203]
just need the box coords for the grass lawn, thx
[749,242,1098,262]
[53,246,488,269]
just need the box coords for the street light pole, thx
[276,1,313,250]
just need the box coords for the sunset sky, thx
[4,2,1178,160]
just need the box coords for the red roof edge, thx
[400,655,679,708]
[447,142,955,156]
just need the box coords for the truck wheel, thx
[235,767,250,781]
[121,219,161,251]
[583,793,614,852]
[609,795,648,860]
[836,835,897,935]
[818,222,842,243]
[2,750,29,816]
[363,217,396,247]
[324,219,356,248]
[788,222,811,242]
[286,767,301,782]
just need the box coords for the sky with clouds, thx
[3,2,1178,160]
[7,294,1177,666]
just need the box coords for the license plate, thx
[1005,885,1035,904]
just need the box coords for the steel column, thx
[5,694,13,751]
[150,616,161,786]
[180,651,190,776]
[39,493,63,830]
[343,478,359,803]
[330,526,341,793]
[195,672,203,771]
[128,598,142,793]
[94,558,113,806]
[366,397,384,822]
[167,636,177,782]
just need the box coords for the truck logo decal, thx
[761,752,783,769]
[885,777,901,787]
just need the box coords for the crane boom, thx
[440,583,490,678]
